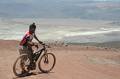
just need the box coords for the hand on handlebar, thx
[39,41,44,45]
[38,41,51,48]
[41,43,50,48]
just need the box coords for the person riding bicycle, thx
[19,23,43,74]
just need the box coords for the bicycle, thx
[13,43,56,77]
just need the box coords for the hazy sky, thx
[0,0,120,43]
[0,0,120,3]
[0,0,120,19]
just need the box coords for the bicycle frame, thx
[33,45,47,62]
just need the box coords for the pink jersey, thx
[20,31,34,46]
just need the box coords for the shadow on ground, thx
[13,71,54,79]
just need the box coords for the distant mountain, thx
[97,41,120,48]
[68,41,120,49]
[0,0,120,20]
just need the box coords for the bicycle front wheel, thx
[38,53,56,73]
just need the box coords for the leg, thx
[19,47,28,73]
[27,47,33,64]
[27,47,36,70]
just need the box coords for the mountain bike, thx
[13,43,56,77]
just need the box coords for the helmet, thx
[29,22,36,30]
[29,23,36,33]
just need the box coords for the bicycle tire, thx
[13,54,30,77]
[38,53,56,73]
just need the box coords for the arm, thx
[34,33,43,44]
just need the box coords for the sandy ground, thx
[0,40,120,79]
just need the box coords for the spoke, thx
[40,54,55,72]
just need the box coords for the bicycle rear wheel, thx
[13,54,30,77]
[38,53,56,73]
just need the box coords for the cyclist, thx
[19,23,43,74]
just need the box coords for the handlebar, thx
[43,44,51,48]
[39,42,51,48]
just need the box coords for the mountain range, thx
[68,41,120,49]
